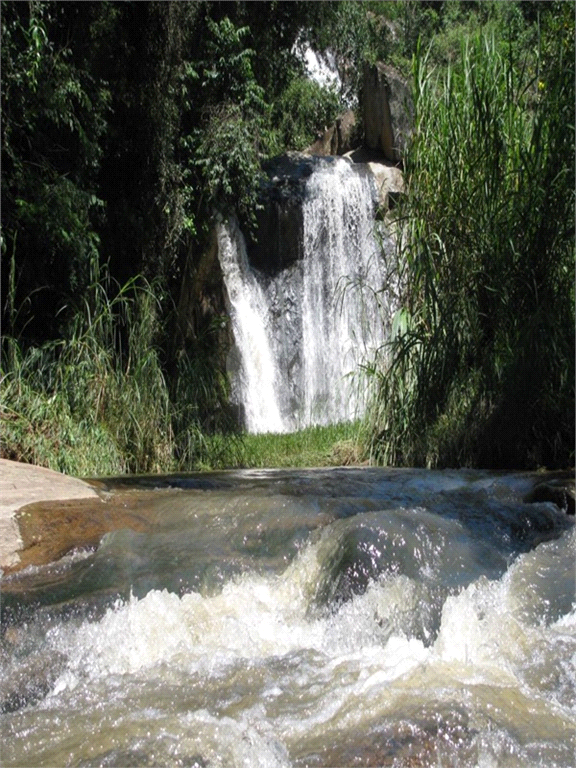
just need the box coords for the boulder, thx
[366,161,405,210]
[335,110,357,154]
[363,62,414,164]
[0,458,100,570]
[306,109,357,157]
[306,124,337,156]
[524,478,575,515]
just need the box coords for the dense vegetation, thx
[367,2,575,469]
[1,1,573,474]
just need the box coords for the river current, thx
[1,468,575,767]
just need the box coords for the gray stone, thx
[366,161,405,210]
[363,62,414,164]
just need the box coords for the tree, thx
[1,1,109,341]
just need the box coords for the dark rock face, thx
[246,153,337,276]
[363,62,414,164]
[248,195,304,275]
[175,227,231,353]
[245,152,398,275]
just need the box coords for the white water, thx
[4,530,575,767]
[300,160,393,427]
[218,158,396,433]
[217,222,286,433]
[302,46,341,93]
[2,469,575,767]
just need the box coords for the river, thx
[1,467,574,767]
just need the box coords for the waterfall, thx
[218,156,396,434]
[216,221,287,434]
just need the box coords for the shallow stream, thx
[1,468,575,767]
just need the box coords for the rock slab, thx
[0,459,100,569]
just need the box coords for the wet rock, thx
[0,649,66,713]
[76,750,209,768]
[294,708,472,767]
[524,478,575,515]
[0,458,100,569]
[246,152,380,276]
[4,492,157,575]
[246,152,314,275]
[75,750,155,767]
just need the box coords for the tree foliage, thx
[1,1,109,339]
[1,0,355,344]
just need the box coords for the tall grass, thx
[1,273,174,476]
[367,30,574,469]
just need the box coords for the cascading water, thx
[300,159,394,427]
[217,156,397,433]
[2,468,575,767]
[216,221,286,433]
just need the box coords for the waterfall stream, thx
[216,222,286,433]
[217,157,396,433]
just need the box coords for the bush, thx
[272,76,342,152]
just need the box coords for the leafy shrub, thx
[272,76,342,152]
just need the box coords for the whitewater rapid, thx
[2,468,574,767]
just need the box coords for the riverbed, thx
[1,467,574,767]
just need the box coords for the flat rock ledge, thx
[0,459,102,571]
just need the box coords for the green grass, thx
[231,422,366,469]
[366,24,575,470]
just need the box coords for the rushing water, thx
[217,157,397,433]
[1,468,574,768]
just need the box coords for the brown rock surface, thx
[305,110,357,157]
[0,459,100,569]
[8,496,154,574]
[0,459,154,573]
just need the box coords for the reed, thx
[367,29,574,469]
[1,272,175,476]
